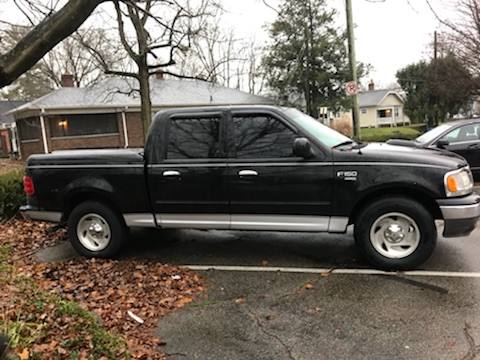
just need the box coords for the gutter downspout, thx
[39,108,49,154]
[121,107,129,148]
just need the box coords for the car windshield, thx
[415,124,453,144]
[284,108,352,148]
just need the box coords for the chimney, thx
[368,80,375,91]
[155,71,164,80]
[61,74,74,87]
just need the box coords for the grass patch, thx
[0,245,130,359]
[360,126,421,142]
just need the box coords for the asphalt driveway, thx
[37,221,480,360]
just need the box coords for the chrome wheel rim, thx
[76,213,111,252]
[369,212,421,259]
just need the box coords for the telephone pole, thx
[345,0,361,140]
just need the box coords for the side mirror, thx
[436,139,450,149]
[293,137,314,159]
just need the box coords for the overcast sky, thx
[220,0,455,88]
[1,0,457,89]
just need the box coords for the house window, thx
[377,109,393,118]
[18,117,41,141]
[361,108,367,114]
[49,113,119,138]
[394,107,400,117]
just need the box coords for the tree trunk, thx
[138,65,152,137]
[0,0,105,88]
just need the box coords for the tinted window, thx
[18,117,41,141]
[233,114,296,159]
[441,124,480,144]
[49,113,119,137]
[167,117,221,159]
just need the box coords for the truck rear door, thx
[147,111,230,229]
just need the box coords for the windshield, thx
[416,124,453,144]
[284,108,352,148]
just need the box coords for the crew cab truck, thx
[21,106,480,269]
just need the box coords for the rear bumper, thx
[437,194,480,238]
[20,205,62,223]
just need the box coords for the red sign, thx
[345,81,359,96]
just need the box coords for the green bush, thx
[360,127,421,143]
[0,170,24,221]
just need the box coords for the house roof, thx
[358,89,404,107]
[9,77,273,116]
[0,100,26,124]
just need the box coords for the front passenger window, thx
[232,114,297,159]
[442,125,480,144]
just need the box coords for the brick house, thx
[9,75,273,159]
[0,100,26,157]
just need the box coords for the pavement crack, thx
[245,305,297,360]
[461,322,480,360]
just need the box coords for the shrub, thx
[360,127,421,143]
[331,117,353,137]
[0,170,24,221]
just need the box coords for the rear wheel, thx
[354,197,437,270]
[68,201,127,258]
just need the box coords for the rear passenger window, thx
[167,117,221,159]
[233,114,297,159]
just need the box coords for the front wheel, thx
[354,197,437,270]
[67,201,127,258]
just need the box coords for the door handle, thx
[238,170,258,177]
[163,170,181,177]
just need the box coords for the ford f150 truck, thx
[21,106,480,269]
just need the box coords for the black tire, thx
[67,201,127,258]
[354,197,437,270]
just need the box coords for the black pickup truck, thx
[21,106,480,269]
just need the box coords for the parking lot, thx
[38,221,480,360]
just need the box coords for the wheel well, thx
[349,188,442,225]
[62,191,120,223]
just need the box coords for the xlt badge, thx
[337,171,358,181]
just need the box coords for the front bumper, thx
[20,205,62,223]
[437,194,480,238]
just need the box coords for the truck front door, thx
[225,110,337,232]
[147,111,230,229]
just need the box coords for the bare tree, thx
[82,0,215,134]
[427,0,480,90]
[1,23,123,99]
[177,15,266,94]
[0,0,106,88]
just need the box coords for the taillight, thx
[23,176,35,196]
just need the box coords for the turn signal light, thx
[446,175,458,194]
[23,176,35,196]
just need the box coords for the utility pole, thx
[345,0,361,140]
[434,31,438,60]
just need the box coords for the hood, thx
[335,142,467,170]
[27,148,144,167]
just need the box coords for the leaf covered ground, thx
[0,219,204,359]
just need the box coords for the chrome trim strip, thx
[328,217,350,233]
[128,213,350,232]
[230,215,330,231]
[156,214,230,230]
[440,203,480,220]
[124,214,156,228]
[24,210,62,223]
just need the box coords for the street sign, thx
[345,81,359,96]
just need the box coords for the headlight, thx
[444,167,474,197]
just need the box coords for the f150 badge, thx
[337,171,358,181]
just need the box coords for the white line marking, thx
[183,265,480,278]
